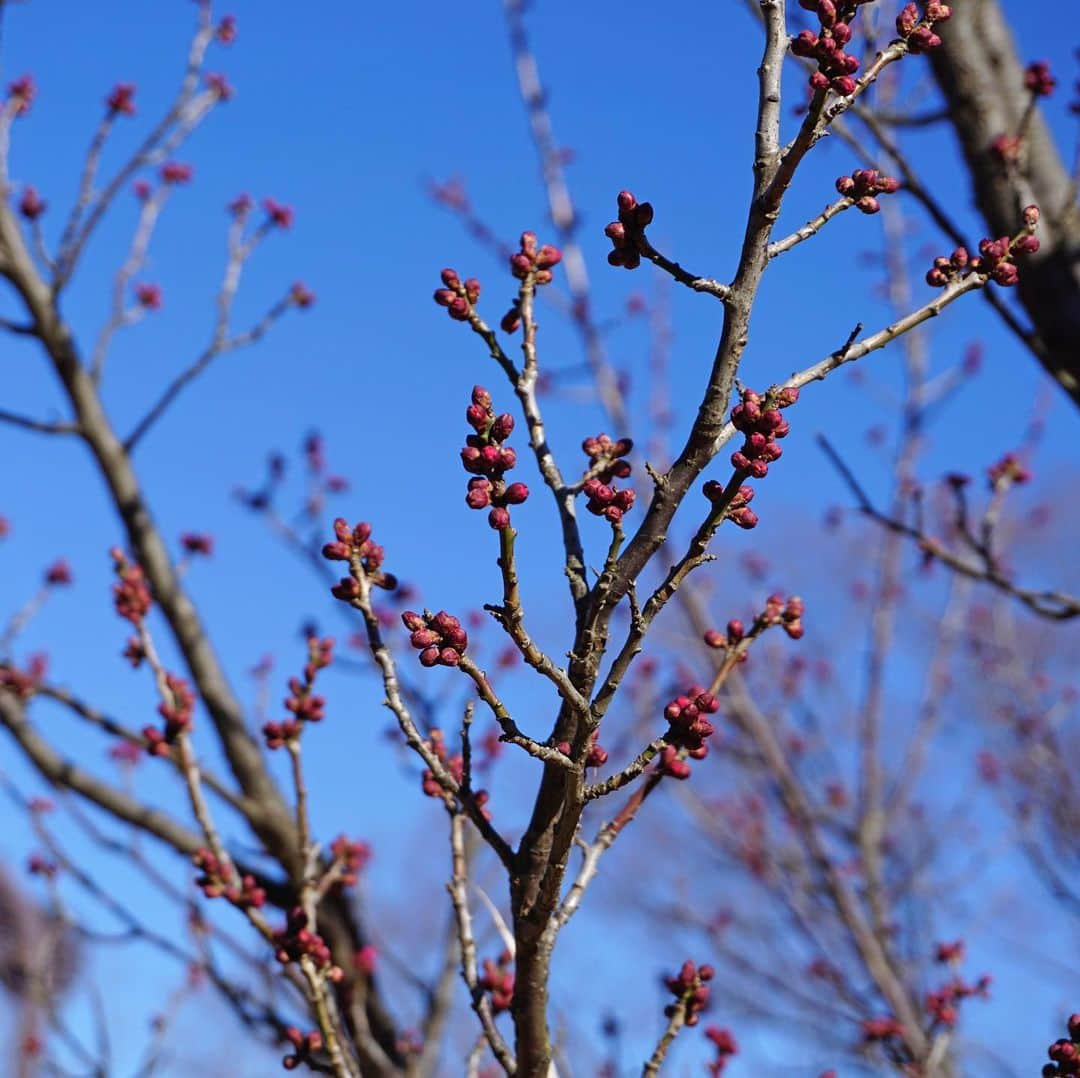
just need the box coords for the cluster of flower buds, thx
[160,161,193,185]
[581,433,635,524]
[703,481,757,530]
[510,230,562,285]
[7,75,35,116]
[582,434,632,482]
[767,593,805,639]
[586,730,609,768]
[106,82,137,116]
[27,852,57,878]
[705,1027,738,1076]
[205,72,234,100]
[703,618,750,652]
[896,2,952,53]
[273,907,337,975]
[924,971,991,1029]
[143,673,195,755]
[282,1028,323,1072]
[664,960,714,1026]
[420,728,461,791]
[582,477,635,524]
[289,281,315,308]
[863,1016,905,1044]
[329,835,371,886]
[478,953,514,1013]
[44,558,72,586]
[1025,60,1056,97]
[193,848,266,909]
[262,636,333,749]
[659,687,720,780]
[323,519,397,595]
[835,168,900,214]
[402,610,468,668]
[987,451,1032,488]
[0,654,47,699]
[728,384,798,481]
[111,548,152,625]
[604,190,653,269]
[461,386,528,530]
[1044,1014,1080,1077]
[925,208,1039,288]
[935,939,964,964]
[18,186,46,220]
[180,532,214,557]
[433,268,481,322]
[790,1,866,97]
[263,197,293,229]
[217,14,237,44]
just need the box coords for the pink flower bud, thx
[991,262,1019,286]
[535,244,562,269]
[792,30,819,58]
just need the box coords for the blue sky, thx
[1,1,1078,1074]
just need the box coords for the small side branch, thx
[448,812,517,1074]
[818,435,1080,620]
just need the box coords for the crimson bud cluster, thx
[511,230,562,285]
[479,953,514,1014]
[262,636,333,749]
[402,610,468,668]
[330,835,371,886]
[111,547,152,625]
[663,959,714,1026]
[1024,60,1056,98]
[500,232,561,331]
[323,519,397,595]
[282,1028,324,1072]
[790,1,868,97]
[604,190,653,269]
[705,1027,738,1076]
[835,168,900,214]
[727,385,799,483]
[273,906,337,975]
[925,215,1040,289]
[659,687,720,780]
[896,2,952,53]
[461,385,528,531]
[581,433,635,524]
[143,673,195,755]
[433,268,480,322]
[1045,1014,1080,1077]
[703,482,757,531]
[193,848,266,909]
[988,451,1031,488]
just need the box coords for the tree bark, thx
[928,0,1080,406]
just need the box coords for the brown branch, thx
[0,408,79,435]
[818,435,1080,620]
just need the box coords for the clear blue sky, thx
[1,1,1077,1074]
